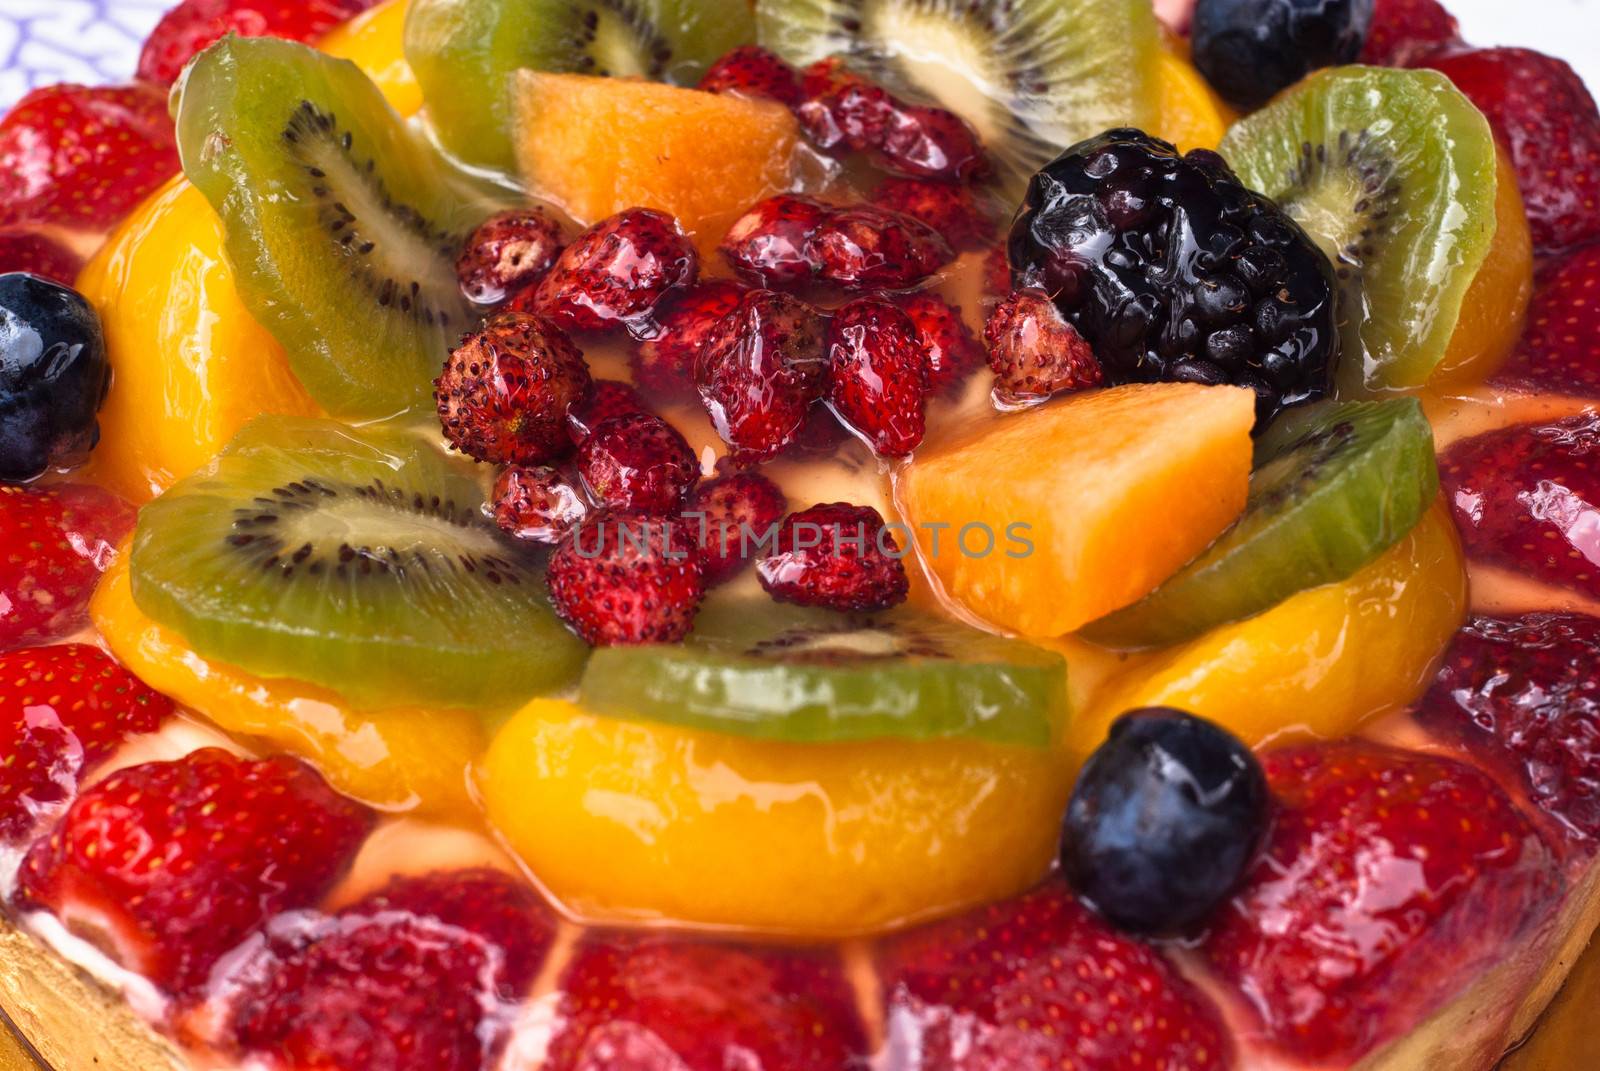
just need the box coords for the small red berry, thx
[871,177,992,248]
[683,472,787,585]
[796,59,895,153]
[547,512,706,646]
[456,207,567,306]
[526,208,698,332]
[577,411,700,513]
[566,378,652,445]
[757,502,909,612]
[0,483,135,650]
[491,465,588,544]
[695,289,829,461]
[697,45,803,107]
[876,103,988,183]
[810,204,953,291]
[631,279,748,396]
[719,194,832,287]
[902,293,985,394]
[983,246,1011,299]
[827,297,928,458]
[984,288,1104,404]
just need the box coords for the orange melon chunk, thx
[513,71,799,256]
[898,383,1255,638]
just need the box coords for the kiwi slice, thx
[1083,398,1438,650]
[579,599,1066,745]
[754,0,1162,198]
[175,36,490,420]
[1221,66,1499,392]
[405,0,757,173]
[130,415,588,711]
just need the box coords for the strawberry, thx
[827,297,928,457]
[695,289,829,461]
[757,502,909,612]
[876,879,1232,1071]
[15,748,372,994]
[719,194,832,288]
[1415,613,1600,851]
[683,471,787,585]
[984,288,1103,403]
[137,0,380,87]
[1419,48,1600,255]
[902,293,986,394]
[983,246,1011,299]
[1493,244,1600,396]
[1439,414,1600,599]
[491,465,588,544]
[224,869,554,1071]
[0,229,83,286]
[797,58,895,154]
[0,483,135,650]
[456,207,568,307]
[811,204,953,291]
[630,279,748,396]
[526,208,698,333]
[434,312,592,466]
[0,645,172,843]
[697,45,804,107]
[566,378,652,445]
[1361,0,1461,66]
[1202,741,1560,1064]
[871,177,993,248]
[877,104,988,184]
[0,83,178,233]
[546,511,705,646]
[545,933,868,1071]
[576,411,700,513]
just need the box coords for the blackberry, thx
[1008,130,1339,426]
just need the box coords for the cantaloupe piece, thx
[898,383,1255,638]
[513,71,799,257]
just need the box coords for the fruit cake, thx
[1,0,1599,1068]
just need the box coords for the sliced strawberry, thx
[223,868,554,1071]
[1361,0,1461,66]
[1202,741,1561,1065]
[876,879,1232,1070]
[15,748,373,994]
[1493,244,1600,396]
[0,229,84,286]
[0,645,172,843]
[137,0,380,87]
[0,483,135,650]
[576,411,700,513]
[757,502,909,613]
[566,378,652,445]
[0,83,178,233]
[1415,613,1600,852]
[1439,415,1600,598]
[902,293,985,394]
[546,511,705,646]
[697,45,803,107]
[1420,47,1600,255]
[683,471,787,585]
[827,297,928,457]
[630,279,748,397]
[545,933,868,1071]
[695,289,829,462]
[871,177,993,248]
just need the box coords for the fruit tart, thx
[2,0,1599,1068]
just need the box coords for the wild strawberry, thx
[577,411,700,513]
[0,83,178,232]
[695,289,829,461]
[16,748,372,994]
[527,208,698,332]
[137,0,380,86]
[871,178,992,248]
[784,405,853,459]
[631,279,748,396]
[1362,0,1461,65]
[0,645,172,843]
[566,378,652,445]
[796,58,895,153]
[983,246,1011,299]
[697,45,803,107]
[719,194,832,287]
[811,204,953,291]
[827,298,928,457]
[223,869,554,1071]
[546,511,705,646]
[0,229,83,286]
[434,312,592,466]
[877,104,988,183]
[984,288,1104,404]
[0,483,135,650]
[757,502,909,612]
[1420,48,1600,254]
[683,472,787,585]
[491,465,588,544]
[456,207,567,306]
[545,933,868,1071]
[1415,613,1600,851]
[902,293,985,394]
[877,879,1233,1071]
[1493,244,1600,396]
[1202,741,1560,1065]
[1439,414,1600,599]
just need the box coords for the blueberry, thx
[1061,708,1269,935]
[0,273,110,482]
[1192,0,1375,111]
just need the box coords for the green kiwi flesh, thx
[1083,398,1439,650]
[755,0,1163,198]
[1221,66,1499,392]
[580,599,1066,746]
[405,0,757,173]
[130,415,588,712]
[175,36,488,420]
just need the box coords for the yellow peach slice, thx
[319,0,421,118]
[1152,35,1236,153]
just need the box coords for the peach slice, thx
[318,0,420,117]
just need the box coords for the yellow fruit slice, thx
[319,0,421,118]
[77,177,320,504]
[91,553,483,815]
[480,698,1070,937]
[1075,502,1466,762]
[1152,36,1236,152]
[898,383,1255,638]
